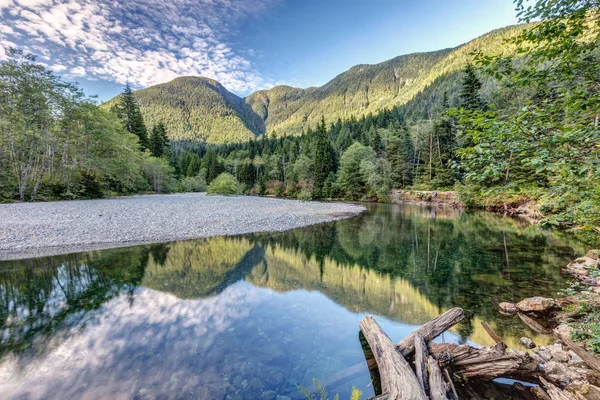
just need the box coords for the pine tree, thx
[116,83,150,150]
[313,117,335,198]
[458,64,486,111]
[205,149,222,183]
[150,122,169,157]
[387,129,415,188]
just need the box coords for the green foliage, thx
[150,122,169,158]
[0,49,159,202]
[207,173,238,195]
[456,0,600,228]
[338,143,377,200]
[179,175,207,193]
[458,64,486,111]
[113,83,150,150]
[313,118,336,198]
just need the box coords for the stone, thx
[260,390,277,400]
[516,297,554,312]
[549,346,570,363]
[569,351,585,367]
[587,249,600,261]
[499,302,518,315]
[519,337,536,349]
[251,378,265,390]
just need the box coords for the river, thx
[0,203,591,399]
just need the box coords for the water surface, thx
[0,204,591,399]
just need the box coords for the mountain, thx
[104,76,265,143]
[105,24,525,144]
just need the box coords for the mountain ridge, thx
[105,23,526,143]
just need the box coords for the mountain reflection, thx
[0,204,591,399]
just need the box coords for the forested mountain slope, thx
[106,24,526,143]
[104,77,265,143]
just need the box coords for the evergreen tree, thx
[458,64,485,111]
[150,122,169,158]
[115,84,150,150]
[313,117,335,198]
[387,131,415,188]
[205,149,222,183]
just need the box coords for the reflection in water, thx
[0,204,593,399]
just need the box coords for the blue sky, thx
[0,0,519,101]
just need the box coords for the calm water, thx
[0,204,592,399]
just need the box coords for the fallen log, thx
[359,316,428,400]
[414,334,430,396]
[540,378,584,400]
[554,330,600,374]
[396,308,465,357]
[427,356,447,400]
[481,321,503,344]
[429,342,538,381]
[323,308,466,393]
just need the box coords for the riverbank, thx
[0,193,364,260]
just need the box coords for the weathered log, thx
[396,308,465,357]
[530,385,552,400]
[481,321,503,344]
[540,378,584,400]
[554,330,600,374]
[359,316,427,400]
[518,312,554,334]
[427,356,447,400]
[512,382,537,400]
[442,368,458,399]
[414,334,430,396]
[429,342,538,382]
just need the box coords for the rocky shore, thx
[0,193,364,260]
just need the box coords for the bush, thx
[179,175,207,192]
[297,189,313,201]
[207,173,238,195]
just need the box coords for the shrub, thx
[207,173,238,195]
[297,189,313,201]
[179,175,207,192]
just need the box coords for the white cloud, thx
[49,64,67,71]
[69,65,85,76]
[0,0,278,94]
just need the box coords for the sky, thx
[0,0,519,101]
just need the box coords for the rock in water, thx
[499,302,518,315]
[519,337,536,349]
[516,297,554,312]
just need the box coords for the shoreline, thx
[0,193,365,261]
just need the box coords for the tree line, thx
[0,49,181,202]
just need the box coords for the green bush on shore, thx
[207,173,238,196]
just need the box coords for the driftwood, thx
[554,330,600,374]
[429,342,538,381]
[540,378,584,400]
[427,356,447,400]
[353,305,600,399]
[481,321,503,343]
[414,334,430,396]
[359,316,427,400]
[396,308,465,357]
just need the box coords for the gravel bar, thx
[0,193,365,260]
